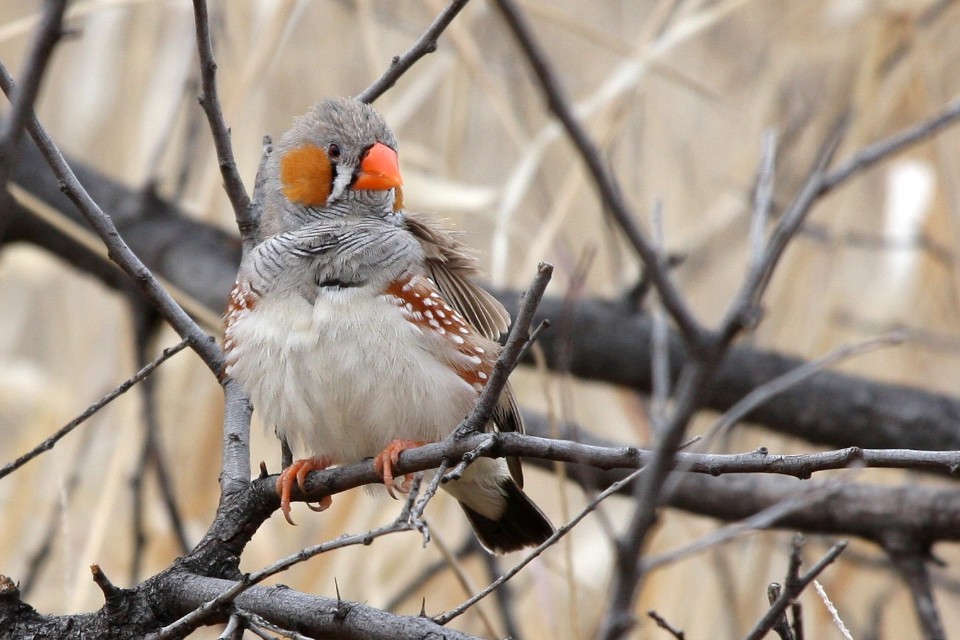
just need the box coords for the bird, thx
[222,96,553,553]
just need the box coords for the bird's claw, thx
[374,439,426,499]
[276,457,332,524]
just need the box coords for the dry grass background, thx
[2,0,960,638]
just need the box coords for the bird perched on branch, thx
[223,97,553,553]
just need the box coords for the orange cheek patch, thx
[280,145,333,206]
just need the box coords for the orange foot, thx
[276,456,332,525]
[374,439,428,499]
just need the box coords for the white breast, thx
[225,285,479,463]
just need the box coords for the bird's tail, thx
[458,478,554,554]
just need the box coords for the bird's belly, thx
[226,286,478,463]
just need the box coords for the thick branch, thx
[161,573,480,640]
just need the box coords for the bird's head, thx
[273,97,403,215]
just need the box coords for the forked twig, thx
[743,538,848,640]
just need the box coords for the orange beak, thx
[354,142,403,191]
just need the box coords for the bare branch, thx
[490,0,705,346]
[434,468,645,625]
[454,262,553,438]
[886,543,946,640]
[220,378,253,491]
[284,434,960,508]
[744,540,848,640]
[647,609,685,640]
[235,608,310,640]
[705,332,905,440]
[823,96,960,191]
[766,584,795,640]
[357,0,472,104]
[749,129,778,270]
[151,518,419,639]
[722,95,960,344]
[0,65,225,373]
[159,572,483,640]
[0,0,68,189]
[0,339,189,481]
[812,581,852,640]
[190,0,254,250]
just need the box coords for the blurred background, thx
[2,0,960,637]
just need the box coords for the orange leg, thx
[373,439,428,499]
[276,456,332,525]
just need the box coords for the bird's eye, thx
[327,143,341,160]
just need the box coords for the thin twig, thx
[767,584,795,640]
[491,0,705,347]
[722,96,960,345]
[0,339,189,481]
[0,0,68,189]
[812,581,853,640]
[235,608,311,640]
[190,0,254,248]
[721,117,848,340]
[0,64,224,373]
[90,564,122,605]
[647,609,685,640]
[444,437,496,482]
[749,129,778,270]
[823,96,960,191]
[705,332,905,439]
[217,614,243,640]
[149,518,417,639]
[434,468,646,625]
[649,200,670,436]
[410,464,444,546]
[640,480,845,573]
[454,262,553,438]
[357,0,472,104]
[743,541,849,640]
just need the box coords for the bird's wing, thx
[405,213,525,486]
[405,212,510,341]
